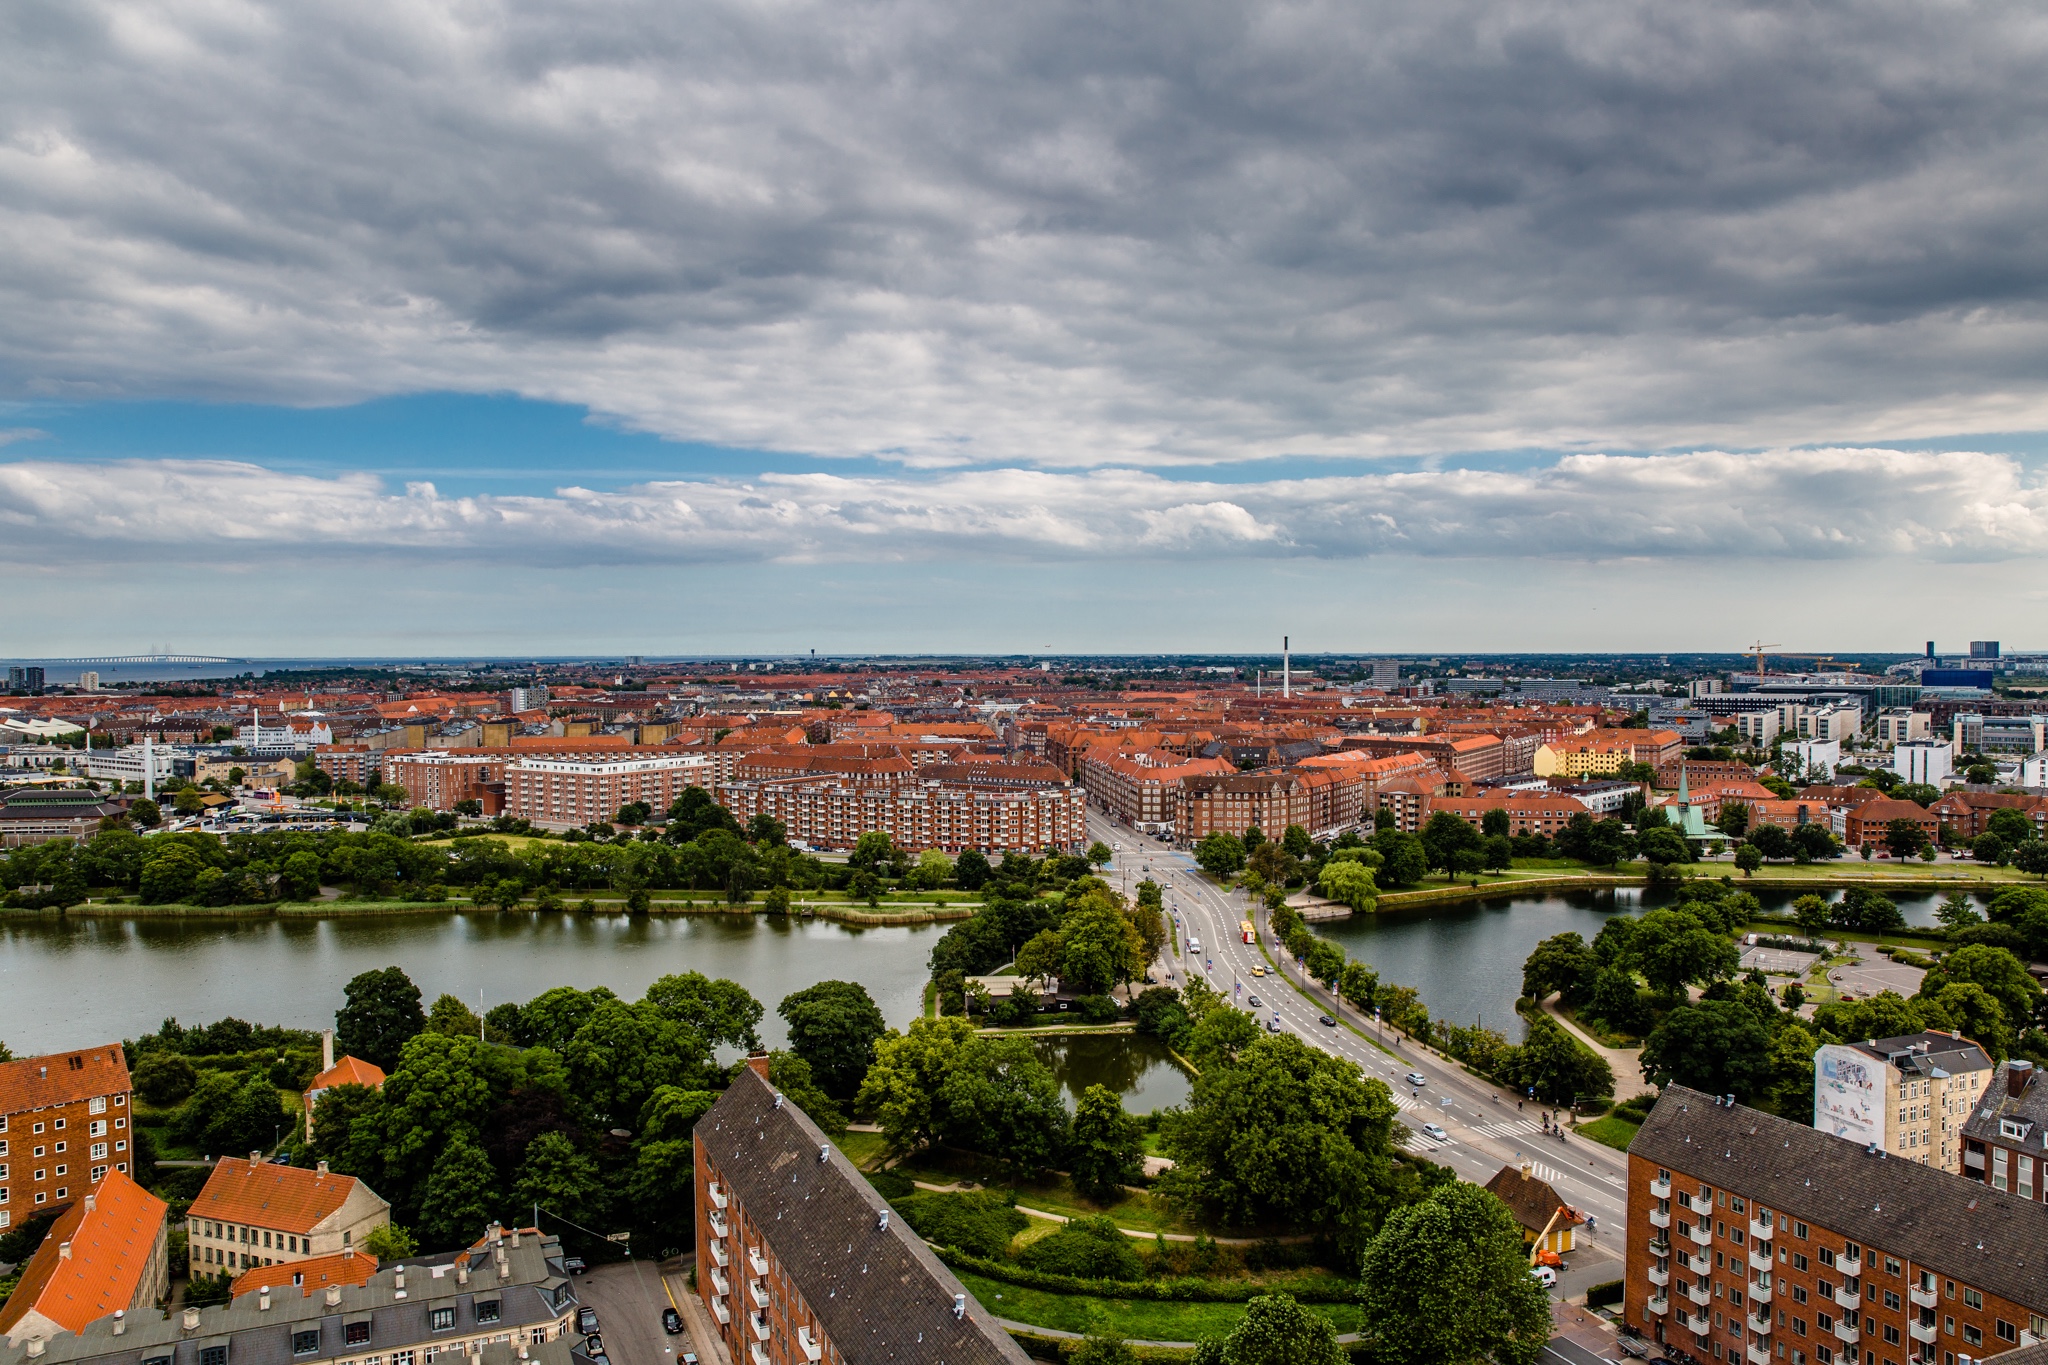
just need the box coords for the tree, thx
[336,966,427,1070]
[1483,834,1514,871]
[1885,818,1929,861]
[139,844,207,904]
[849,830,898,874]
[1317,857,1378,911]
[954,848,991,890]
[1587,967,1650,1036]
[779,980,889,1100]
[418,1134,498,1250]
[1420,811,1483,877]
[1358,1183,1553,1365]
[1195,832,1247,877]
[362,1224,418,1260]
[1304,938,1346,991]
[1069,1084,1144,1202]
[858,1016,974,1154]
[1087,841,1114,869]
[1734,845,1763,877]
[907,848,953,891]
[1071,1335,1142,1365]
[1061,895,1144,996]
[1920,945,2042,1033]
[1199,1293,1346,1365]
[1790,822,1839,862]
[1516,1015,1613,1105]
[515,1129,603,1218]
[278,850,323,901]
[1370,830,1429,886]
[1988,808,2036,846]
[2016,840,2048,879]
[1921,983,2014,1059]
[1338,961,1379,1014]
[1521,933,1598,1005]
[129,797,161,829]
[563,1000,712,1127]
[174,1070,288,1156]
[1747,823,1793,861]
[1792,894,1831,940]
[1626,908,1739,1000]
[1641,1000,1774,1101]
[643,971,764,1051]
[1481,807,1511,839]
[1157,1034,1398,1262]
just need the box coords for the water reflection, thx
[1029,1031,1192,1113]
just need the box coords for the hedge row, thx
[930,1245,1357,1304]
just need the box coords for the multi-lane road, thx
[1092,812,1633,1268]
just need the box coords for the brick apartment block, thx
[0,1047,135,1229]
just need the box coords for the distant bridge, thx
[26,654,241,666]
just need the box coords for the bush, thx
[1017,1215,1144,1281]
[1587,1280,1624,1307]
[1612,1093,1657,1124]
[896,1191,1029,1259]
[1072,995,1122,1025]
[133,1054,198,1107]
[866,1170,916,1200]
[928,1245,1359,1303]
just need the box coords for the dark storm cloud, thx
[2,0,2047,463]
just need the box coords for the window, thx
[1884,1257,1901,1276]
[115,1117,124,1129]
[1885,1292,1901,1311]
[1794,1287,1810,1305]
[395,1353,414,1365]
[1794,1222,1809,1239]
[52,1120,62,1131]
[476,1302,502,1324]
[89,1120,105,1137]
[90,1144,106,1160]
[1794,1254,1810,1272]
[1964,1290,1983,1310]
[1963,1327,1982,1348]
[33,1147,44,1159]
[142,1356,172,1365]
[1731,1196,1747,1213]
[346,1322,372,1346]
[1821,1248,1837,1268]
[294,1331,321,1356]
[1997,1321,2017,1344]
[430,1309,456,1332]
[31,1123,42,1135]
[200,1347,227,1365]
[90,1165,106,1182]
[1883,1326,1900,1346]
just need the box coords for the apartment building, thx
[0,1046,135,1228]
[1878,711,1933,745]
[0,1226,580,1365]
[1814,1033,1993,1172]
[504,752,716,830]
[0,1172,167,1347]
[1627,1088,2048,1365]
[186,1156,391,1277]
[1843,798,1941,851]
[1532,729,1683,778]
[1929,793,2048,843]
[1960,1060,2048,1201]
[0,792,129,849]
[1895,741,1956,788]
[228,1248,379,1301]
[1428,790,1593,838]
[1074,750,1234,836]
[717,776,1086,854]
[310,746,381,788]
[694,1059,1030,1365]
[1177,772,1311,845]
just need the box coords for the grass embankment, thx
[957,1271,1365,1341]
[1578,1115,1642,1153]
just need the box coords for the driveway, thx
[1827,954,1926,1001]
[571,1260,696,1365]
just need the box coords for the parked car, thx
[576,1308,600,1334]
[583,1336,604,1358]
[1405,1072,1428,1088]
[1531,1264,1557,1288]
[564,1257,587,1276]
[1420,1122,1448,1141]
[662,1309,683,1335]
[681,1356,699,1365]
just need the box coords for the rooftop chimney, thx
[259,1288,271,1312]
[25,1340,44,1359]
[182,1309,201,1333]
[58,1242,71,1261]
[2011,1060,2036,1098]
[745,1051,772,1081]
[112,1312,125,1337]
[317,1160,329,1176]
[325,1286,342,1308]
[83,1194,96,1213]
[250,1150,262,1168]
[952,1293,966,1320]
[321,1028,335,1072]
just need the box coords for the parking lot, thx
[1827,954,1926,1001]
[1738,945,1821,976]
[569,1261,698,1365]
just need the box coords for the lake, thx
[1029,1031,1192,1113]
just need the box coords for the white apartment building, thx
[1895,738,1955,786]
[1877,708,1932,745]
[1782,737,1839,781]
[504,752,715,829]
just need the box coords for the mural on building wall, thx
[1815,1044,1883,1145]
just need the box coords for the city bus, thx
[1241,919,1256,945]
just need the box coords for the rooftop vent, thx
[774,1092,785,1110]
[182,1309,201,1333]
[953,1293,966,1320]
[877,1210,889,1232]
[112,1313,125,1338]
[819,1144,830,1163]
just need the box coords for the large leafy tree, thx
[1158,1034,1399,1261]
[1195,832,1247,877]
[643,971,764,1051]
[858,1016,978,1153]
[335,966,427,1070]
[1358,1183,1553,1365]
[1920,944,2042,1033]
[173,1070,288,1156]
[935,1033,1069,1173]
[1193,1293,1347,1365]
[1316,857,1377,912]
[562,999,713,1127]
[1521,933,1598,1005]
[419,1134,499,1251]
[1068,1084,1145,1202]
[1641,1000,1774,1101]
[1624,908,1739,1000]
[778,980,889,1099]
[1060,891,1145,996]
[514,1130,603,1219]
[1516,1015,1613,1105]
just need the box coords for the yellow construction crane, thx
[1747,641,1781,680]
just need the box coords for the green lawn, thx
[957,1272,1364,1341]
[890,1157,1209,1235]
[832,1130,890,1169]
[1578,1115,1641,1153]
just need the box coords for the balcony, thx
[749,1346,769,1365]
[749,1312,771,1343]
[1687,1223,1712,1247]
[1682,1311,1712,1336]
[707,1212,729,1240]
[1748,1315,1772,1337]
[748,1248,769,1278]
[1749,1217,1774,1242]
[1834,1320,1860,1346]
[1685,1284,1711,1309]
[1910,1286,1937,1310]
[796,1328,824,1363]
[1648,1238,1672,1259]
[1647,1266,1670,1289]
[1748,1346,1773,1365]
[1749,1281,1772,1306]
[1682,1250,1713,1275]
[709,1269,729,1297]
[1651,1177,1672,1200]
[709,1242,729,1269]
[748,1280,769,1310]
[1750,1249,1774,1273]
[1910,1321,1937,1345]
[1825,1284,1859,1310]
[710,1298,731,1327]
[707,1183,728,1211]
[1646,1297,1670,1317]
[1649,1207,1671,1229]
[1839,1252,1862,1277]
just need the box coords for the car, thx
[1318,1014,1336,1027]
[1420,1122,1448,1141]
[662,1308,684,1335]
[1531,1264,1557,1288]
[1405,1072,1428,1088]
[1246,995,1261,1007]
[1250,965,1266,977]
[564,1257,587,1276]
[1265,1019,1282,1032]
[576,1308,600,1334]
[584,1336,604,1357]
[682,1356,699,1365]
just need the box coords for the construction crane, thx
[1747,641,1781,681]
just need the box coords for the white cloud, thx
[3,447,2041,567]
[3,1,2048,464]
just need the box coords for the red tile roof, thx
[0,1171,166,1336]
[305,1057,385,1093]
[0,1047,130,1118]
[188,1159,363,1235]
[230,1250,378,1300]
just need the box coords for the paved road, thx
[1095,814,1632,1273]
[571,1261,697,1365]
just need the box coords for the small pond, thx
[1029,1031,1193,1113]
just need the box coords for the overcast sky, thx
[3,0,2046,655]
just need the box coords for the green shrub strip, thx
[927,1245,1357,1304]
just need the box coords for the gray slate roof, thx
[0,1233,575,1365]
[693,1067,1030,1365]
[1630,1087,2048,1312]
[1851,1031,1994,1079]
[1961,1063,2048,1151]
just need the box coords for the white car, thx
[1531,1264,1557,1288]
[1420,1122,1448,1141]
[1405,1072,1428,1087]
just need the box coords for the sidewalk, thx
[1538,1000,1651,1102]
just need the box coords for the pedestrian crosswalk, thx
[1471,1119,1542,1139]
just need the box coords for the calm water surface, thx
[0,912,942,1054]
[1030,1032,1192,1113]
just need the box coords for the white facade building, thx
[85,744,181,788]
[1894,738,1955,787]
[1784,738,1840,782]
[1876,709,1932,745]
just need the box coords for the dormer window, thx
[2001,1119,2033,1141]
